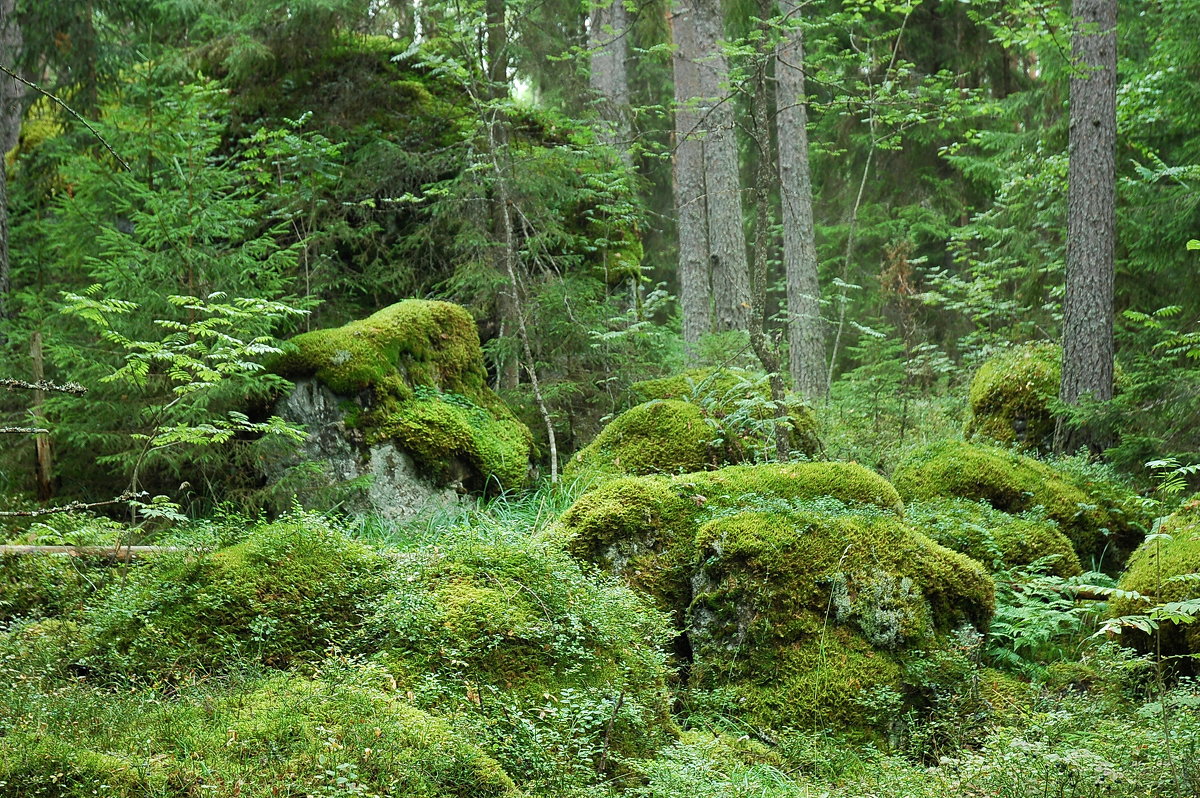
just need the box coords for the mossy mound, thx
[365,537,675,788]
[0,674,524,798]
[276,299,532,490]
[75,516,391,679]
[557,461,903,620]
[629,368,820,460]
[966,342,1060,450]
[688,509,994,731]
[1108,498,1200,661]
[892,440,1149,565]
[565,400,718,478]
[906,498,1082,577]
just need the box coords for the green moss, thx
[0,739,164,797]
[1108,499,1200,659]
[966,342,1061,450]
[276,300,532,490]
[565,400,718,478]
[906,498,1083,577]
[680,461,904,515]
[76,515,391,679]
[630,368,820,458]
[892,440,1148,565]
[688,509,994,731]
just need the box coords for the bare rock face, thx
[271,378,460,522]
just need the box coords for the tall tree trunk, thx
[747,4,788,461]
[671,1,713,351]
[1059,0,1116,452]
[589,0,632,165]
[486,0,520,390]
[776,1,825,399]
[0,0,23,341]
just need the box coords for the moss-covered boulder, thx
[365,537,675,789]
[689,509,994,731]
[892,440,1150,566]
[565,400,718,478]
[557,461,904,621]
[1108,498,1200,661]
[906,498,1083,577]
[276,300,532,492]
[75,515,391,679]
[630,368,820,460]
[965,342,1060,450]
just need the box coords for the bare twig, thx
[0,377,87,396]
[0,62,131,171]
[0,490,147,517]
[0,544,185,561]
[0,426,49,434]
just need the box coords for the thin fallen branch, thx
[0,63,131,171]
[0,426,49,434]
[0,377,87,396]
[0,544,186,561]
[0,491,146,517]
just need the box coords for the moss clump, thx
[365,537,675,789]
[276,300,532,490]
[688,509,994,731]
[630,368,820,459]
[0,739,164,797]
[966,342,1061,450]
[892,440,1148,565]
[906,498,1082,577]
[564,400,718,478]
[1108,498,1200,660]
[77,515,391,679]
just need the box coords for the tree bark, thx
[671,1,713,350]
[589,0,632,165]
[0,0,23,339]
[776,1,825,399]
[486,0,520,390]
[1059,0,1116,452]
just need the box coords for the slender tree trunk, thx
[31,332,54,500]
[671,2,713,351]
[486,0,520,390]
[589,0,632,165]
[747,1,788,461]
[1059,0,1116,452]
[776,1,825,399]
[0,0,23,340]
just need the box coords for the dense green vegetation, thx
[1,0,1199,795]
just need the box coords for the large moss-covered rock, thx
[906,498,1083,577]
[275,300,532,492]
[690,509,993,732]
[565,400,718,478]
[630,368,820,460]
[892,440,1150,566]
[965,342,1060,450]
[1108,498,1200,661]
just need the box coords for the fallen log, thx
[0,545,189,561]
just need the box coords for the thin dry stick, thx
[0,63,130,170]
[0,490,146,517]
[0,377,87,395]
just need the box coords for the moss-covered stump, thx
[906,498,1082,577]
[276,299,532,492]
[0,675,525,798]
[892,440,1150,566]
[965,342,1060,450]
[1108,498,1200,662]
[365,538,675,790]
[629,368,820,461]
[74,516,391,680]
[565,400,718,478]
[688,509,994,732]
[557,461,904,622]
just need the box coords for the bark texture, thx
[776,1,825,399]
[1060,0,1116,450]
[0,0,22,333]
[589,0,632,165]
[486,0,520,390]
[672,0,750,347]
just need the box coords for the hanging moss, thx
[688,509,994,731]
[276,300,532,490]
[892,440,1149,566]
[965,342,1061,450]
[906,498,1083,577]
[1107,498,1200,660]
[630,368,820,459]
[564,400,718,478]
